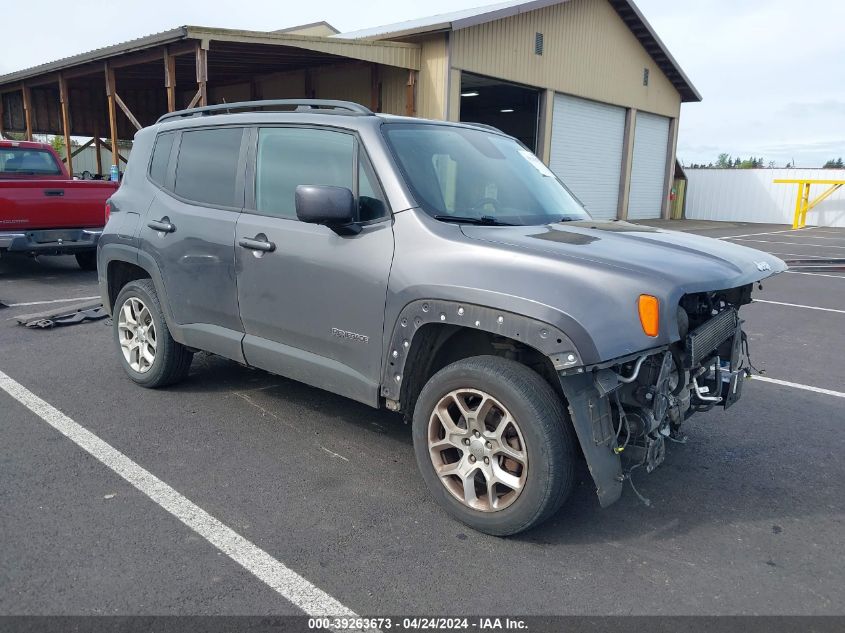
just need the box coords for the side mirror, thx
[295,185,358,234]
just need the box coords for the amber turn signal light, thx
[638,294,659,337]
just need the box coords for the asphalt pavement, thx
[0,221,843,622]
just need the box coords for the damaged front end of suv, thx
[559,282,773,508]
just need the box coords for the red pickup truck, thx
[0,140,118,270]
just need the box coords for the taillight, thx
[638,294,660,337]
[105,201,111,224]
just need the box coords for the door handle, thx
[238,236,276,252]
[44,189,64,197]
[147,218,176,233]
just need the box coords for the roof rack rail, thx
[157,99,373,124]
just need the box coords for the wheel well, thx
[107,260,150,311]
[398,324,564,418]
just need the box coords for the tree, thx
[716,153,732,169]
[823,158,844,169]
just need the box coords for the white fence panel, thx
[685,169,845,228]
[71,146,133,177]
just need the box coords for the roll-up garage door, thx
[627,112,671,220]
[549,94,626,221]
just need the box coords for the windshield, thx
[382,123,590,226]
[0,148,61,175]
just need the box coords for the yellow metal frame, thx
[774,179,845,229]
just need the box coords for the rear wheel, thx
[113,279,193,388]
[412,356,576,536]
[75,251,97,271]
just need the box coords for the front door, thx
[235,126,395,406]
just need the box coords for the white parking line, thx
[785,271,845,280]
[764,234,845,241]
[766,252,833,259]
[5,295,100,308]
[753,376,845,399]
[730,239,845,250]
[0,369,359,620]
[754,299,845,314]
[717,228,817,240]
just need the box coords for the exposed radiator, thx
[685,308,738,368]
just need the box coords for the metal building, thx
[337,0,701,220]
[0,0,699,220]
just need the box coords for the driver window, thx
[256,127,353,219]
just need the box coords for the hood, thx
[459,220,787,293]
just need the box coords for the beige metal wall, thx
[415,34,449,119]
[379,66,411,116]
[260,70,307,99]
[449,0,681,119]
[247,64,407,115]
[311,65,371,105]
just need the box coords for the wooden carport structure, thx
[0,26,420,177]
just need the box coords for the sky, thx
[1,0,843,167]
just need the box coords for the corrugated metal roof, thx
[0,25,419,89]
[0,27,188,86]
[335,0,701,102]
[333,0,557,39]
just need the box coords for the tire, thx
[412,355,576,536]
[113,278,193,388]
[75,251,97,271]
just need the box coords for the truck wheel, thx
[412,356,575,536]
[113,279,193,388]
[75,251,97,271]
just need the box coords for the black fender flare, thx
[380,299,584,401]
[100,244,179,338]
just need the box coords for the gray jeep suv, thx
[98,100,785,535]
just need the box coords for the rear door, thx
[139,126,247,359]
[235,126,394,406]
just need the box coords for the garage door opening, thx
[459,73,540,152]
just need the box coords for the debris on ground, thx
[14,301,106,329]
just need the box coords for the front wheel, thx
[113,279,193,388]
[412,356,576,536]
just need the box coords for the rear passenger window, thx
[174,128,243,207]
[148,132,175,186]
[256,128,354,219]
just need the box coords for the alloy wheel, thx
[427,389,528,512]
[117,297,157,373]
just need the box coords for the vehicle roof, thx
[154,110,511,138]
[0,140,53,150]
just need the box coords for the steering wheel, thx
[470,197,501,213]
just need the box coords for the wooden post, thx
[195,43,208,107]
[405,70,416,117]
[58,73,73,176]
[370,64,380,112]
[164,47,177,112]
[304,69,314,99]
[104,62,119,168]
[93,118,103,175]
[22,84,33,141]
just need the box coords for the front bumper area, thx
[559,310,749,509]
[0,228,102,255]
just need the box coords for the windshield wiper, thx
[434,215,514,226]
